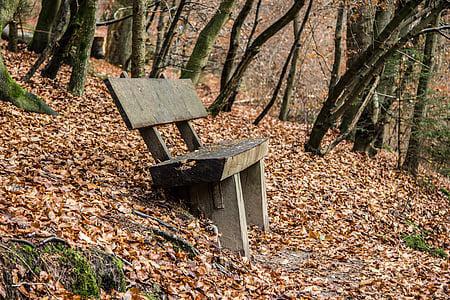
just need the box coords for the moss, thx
[402,234,448,259]
[45,245,100,298]
[440,187,450,200]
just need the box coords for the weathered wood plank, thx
[176,121,203,151]
[189,175,249,257]
[138,126,171,162]
[104,78,207,129]
[240,160,269,231]
[149,138,268,187]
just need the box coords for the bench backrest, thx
[105,77,206,163]
[104,78,207,129]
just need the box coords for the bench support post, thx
[190,174,249,257]
[240,160,269,231]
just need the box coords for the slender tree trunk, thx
[68,0,97,96]
[209,0,307,116]
[149,0,187,78]
[328,1,345,94]
[279,15,302,121]
[7,20,18,52]
[254,0,313,125]
[402,12,440,174]
[29,0,62,53]
[221,0,254,92]
[181,0,236,84]
[131,0,146,78]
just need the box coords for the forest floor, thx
[1,46,449,299]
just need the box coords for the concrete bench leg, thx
[240,160,269,231]
[189,174,249,257]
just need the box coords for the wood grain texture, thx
[150,138,268,187]
[104,78,207,129]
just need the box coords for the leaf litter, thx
[0,46,449,299]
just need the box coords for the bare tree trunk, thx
[105,0,133,68]
[68,0,97,96]
[254,0,312,125]
[278,15,302,121]
[181,0,236,84]
[41,0,79,79]
[221,0,254,92]
[7,20,18,52]
[131,0,146,78]
[29,0,62,53]
[339,2,375,134]
[327,1,345,94]
[402,11,440,174]
[209,0,307,116]
[149,0,187,78]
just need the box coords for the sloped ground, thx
[0,47,449,299]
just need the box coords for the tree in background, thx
[181,0,236,84]
[29,0,61,53]
[402,11,441,174]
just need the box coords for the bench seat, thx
[150,138,268,187]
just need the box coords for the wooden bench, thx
[104,78,269,257]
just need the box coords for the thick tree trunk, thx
[68,0,97,96]
[352,1,396,154]
[29,0,62,53]
[209,0,307,116]
[0,2,56,114]
[0,51,56,114]
[181,0,236,84]
[105,0,133,68]
[131,0,146,78]
[402,12,440,174]
[339,2,375,134]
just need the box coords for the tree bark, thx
[402,11,440,174]
[339,2,375,134]
[131,0,146,78]
[181,0,236,84]
[7,20,18,52]
[208,0,307,116]
[29,0,62,53]
[105,0,133,68]
[327,1,345,94]
[68,0,97,96]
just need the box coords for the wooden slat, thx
[138,127,171,162]
[104,78,208,129]
[176,121,203,151]
[149,139,268,187]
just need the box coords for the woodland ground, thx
[0,45,449,299]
